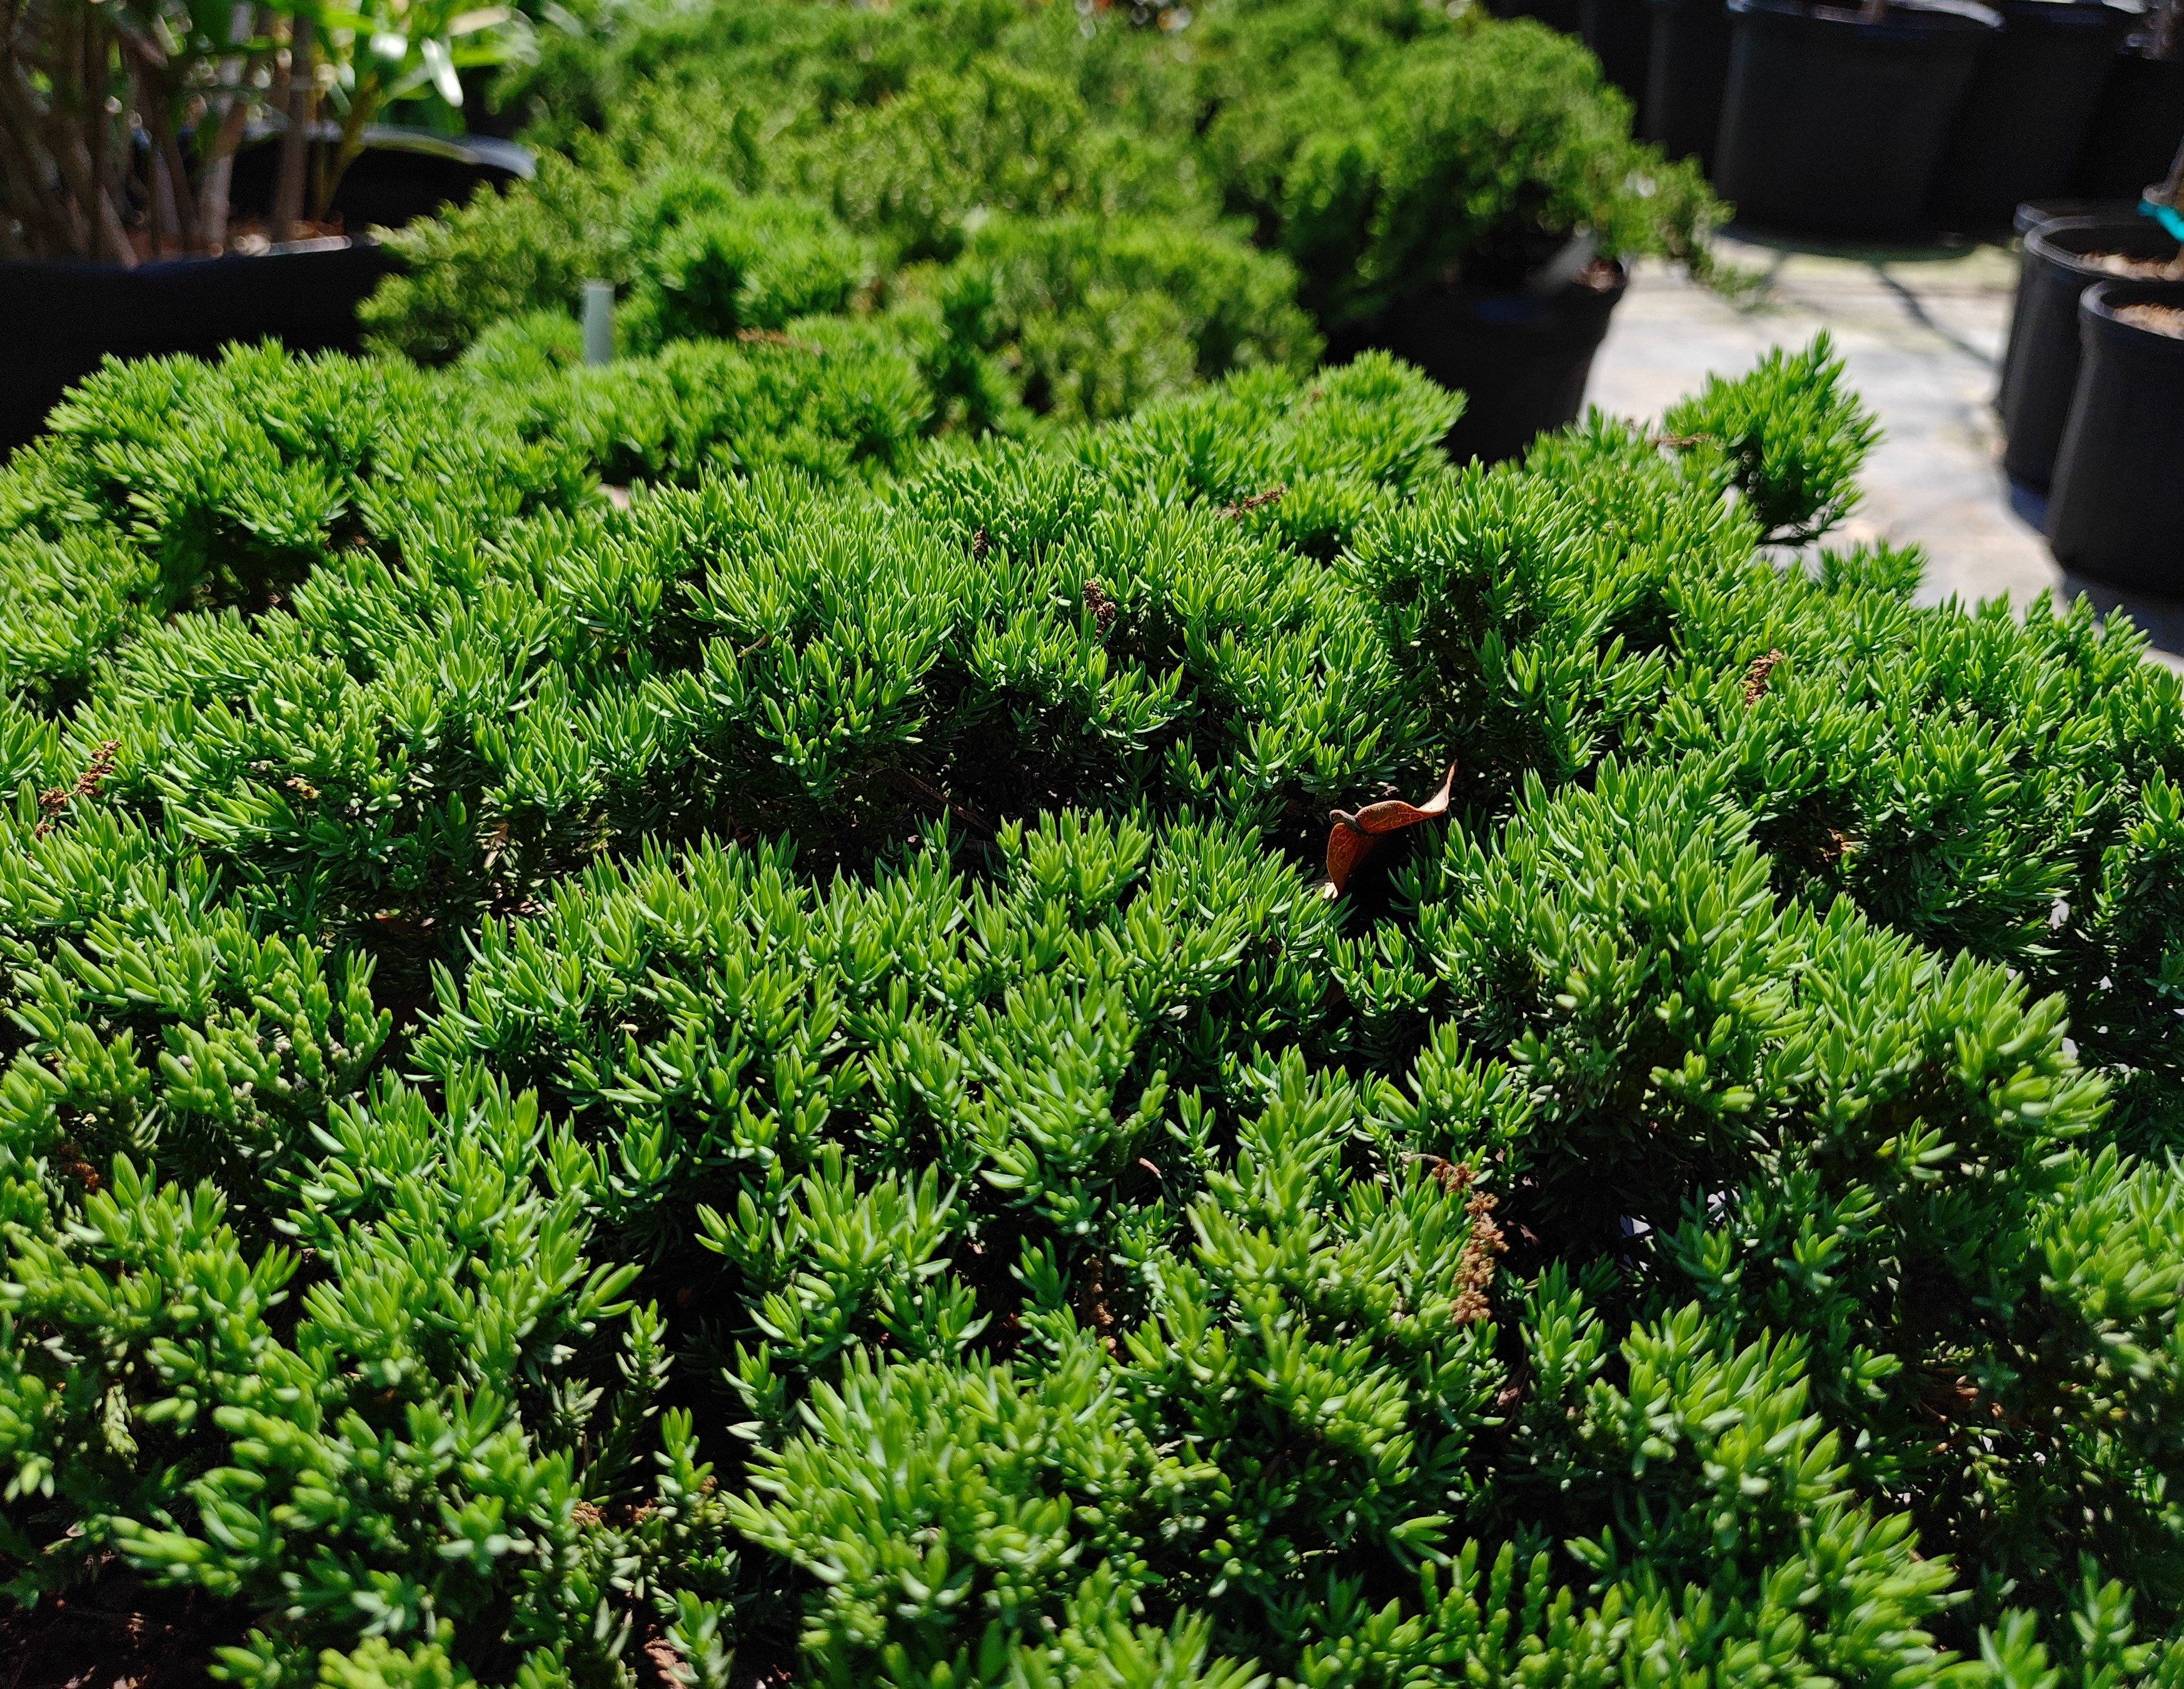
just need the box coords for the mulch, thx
[0,1564,234,1689]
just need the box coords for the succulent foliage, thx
[0,321,2179,1689]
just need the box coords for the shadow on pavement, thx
[2061,570,2184,655]
[2006,475,2184,649]
[1717,221,2003,268]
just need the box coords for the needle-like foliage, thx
[0,326,2178,1689]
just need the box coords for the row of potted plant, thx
[1998,194,2184,589]
[1514,0,2182,236]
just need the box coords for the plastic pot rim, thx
[0,233,383,281]
[1989,0,2142,29]
[2080,276,2184,361]
[2013,198,2142,234]
[1726,0,2003,38]
[2025,213,2184,269]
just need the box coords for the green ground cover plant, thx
[361,156,1312,431]
[358,0,1714,431]
[0,321,2180,1689]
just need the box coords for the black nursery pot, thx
[1998,213,2180,486]
[2046,278,2184,590]
[1928,1,2140,232]
[1714,0,2003,236]
[1484,0,1586,33]
[0,130,529,458]
[1365,265,1629,465]
[1580,0,1655,98]
[1642,0,1733,168]
[2070,47,2184,198]
[0,239,394,456]
[1996,199,2141,407]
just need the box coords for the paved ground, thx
[1585,228,2184,671]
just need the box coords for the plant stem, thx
[1,53,129,260]
[201,6,258,251]
[151,98,201,253]
[42,0,101,256]
[320,80,381,223]
[0,31,65,253]
[2150,0,2180,59]
[44,101,100,257]
[98,188,133,264]
[83,10,112,261]
[121,28,203,258]
[0,0,127,258]
[2159,134,2184,211]
[271,13,315,243]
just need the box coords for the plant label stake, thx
[1322,763,1457,898]
[583,280,615,366]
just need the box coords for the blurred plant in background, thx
[294,0,528,218]
[1,0,271,258]
[0,0,524,260]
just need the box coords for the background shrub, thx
[1199,4,1713,327]
[363,0,1715,417]
[914,213,1320,427]
[363,158,1306,432]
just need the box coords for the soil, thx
[2116,303,2184,340]
[1574,256,1624,293]
[0,1565,786,1688]
[2084,249,2184,282]
[125,215,348,264]
[0,1564,239,1689]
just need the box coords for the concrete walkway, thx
[1585,229,2184,671]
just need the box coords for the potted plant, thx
[1998,208,2180,486]
[1639,0,1732,169]
[259,0,529,229]
[1928,1,2141,230]
[1,0,270,262]
[2045,273,2184,585]
[2071,0,2184,196]
[0,0,525,454]
[1712,0,2003,236]
[1579,0,1653,96]
[1205,15,1714,462]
